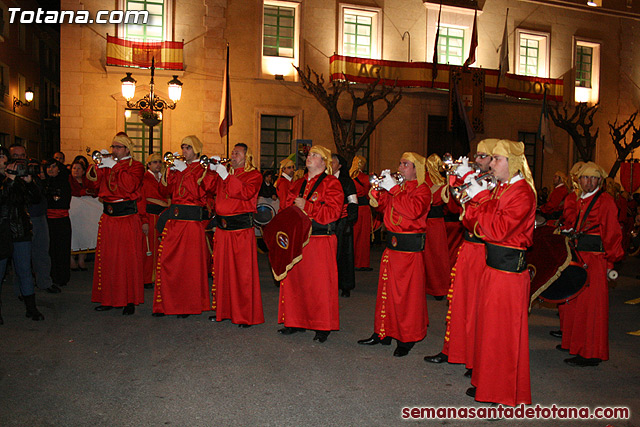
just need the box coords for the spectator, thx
[68,159,99,271]
[44,159,72,287]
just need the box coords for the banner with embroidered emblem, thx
[262,206,312,281]
[106,35,184,70]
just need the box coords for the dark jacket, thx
[0,175,36,246]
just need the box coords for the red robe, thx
[540,183,569,217]
[371,180,431,342]
[275,175,292,203]
[211,167,264,325]
[154,163,214,315]
[278,172,343,331]
[560,190,624,360]
[444,196,464,267]
[89,158,145,307]
[423,179,451,297]
[141,170,168,285]
[352,172,372,269]
[463,178,535,406]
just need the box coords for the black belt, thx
[485,242,527,273]
[464,231,484,244]
[427,205,444,218]
[311,220,337,235]
[217,213,254,231]
[357,196,369,206]
[146,203,165,215]
[103,200,137,217]
[386,232,426,252]
[576,234,604,252]
[444,213,460,223]
[156,204,207,233]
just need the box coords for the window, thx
[339,4,381,59]
[260,115,293,171]
[518,131,539,187]
[574,39,600,104]
[125,0,165,41]
[345,120,370,172]
[124,109,163,163]
[437,26,465,66]
[263,4,295,58]
[515,29,549,78]
[0,63,8,97]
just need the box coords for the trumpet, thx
[91,150,117,165]
[163,151,187,167]
[370,172,405,190]
[450,172,497,203]
[199,155,230,168]
[441,153,478,174]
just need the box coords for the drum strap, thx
[299,172,327,200]
[574,190,602,233]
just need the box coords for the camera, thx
[6,159,41,178]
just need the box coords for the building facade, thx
[59,0,640,189]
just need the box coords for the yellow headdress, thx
[401,152,426,186]
[279,158,295,175]
[349,155,367,179]
[425,153,445,186]
[491,139,536,197]
[181,135,203,155]
[113,133,134,153]
[146,153,162,164]
[309,145,333,175]
[476,138,500,156]
[578,162,607,189]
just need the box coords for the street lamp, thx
[13,87,34,111]
[120,57,183,154]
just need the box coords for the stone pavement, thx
[1,244,639,426]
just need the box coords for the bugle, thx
[441,153,478,174]
[199,155,231,168]
[163,151,187,167]
[370,172,405,190]
[450,172,497,203]
[90,150,117,165]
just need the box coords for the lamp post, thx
[120,57,183,155]
[13,88,34,111]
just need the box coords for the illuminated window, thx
[575,45,592,88]
[515,29,549,78]
[125,0,164,41]
[260,115,293,171]
[339,4,381,59]
[438,26,465,66]
[263,4,295,58]
[125,109,163,163]
[574,39,600,104]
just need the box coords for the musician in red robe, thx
[424,139,496,376]
[559,162,624,366]
[210,143,264,327]
[349,155,373,271]
[461,139,535,406]
[539,171,569,224]
[154,136,214,317]
[358,152,431,357]
[423,154,451,299]
[141,153,169,289]
[275,158,295,203]
[88,133,145,315]
[277,145,343,342]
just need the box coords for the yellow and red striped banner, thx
[106,35,183,70]
[329,55,563,102]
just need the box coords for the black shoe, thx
[94,305,113,311]
[564,355,602,367]
[556,344,569,352]
[433,295,445,301]
[549,330,562,338]
[122,304,135,315]
[357,333,391,346]
[464,369,473,378]
[71,268,80,272]
[46,285,62,294]
[177,314,190,318]
[424,352,448,363]
[340,290,351,298]
[238,323,252,328]
[0,314,3,325]
[24,294,44,321]
[152,313,165,317]
[393,346,410,357]
[466,387,476,398]
[79,267,88,272]
[313,330,330,343]
[208,316,217,322]
[278,327,305,335]
[144,283,154,289]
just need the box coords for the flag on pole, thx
[538,89,554,154]
[498,9,510,84]
[432,1,442,81]
[463,9,478,68]
[219,44,232,138]
[452,79,475,144]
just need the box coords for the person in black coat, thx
[331,154,358,297]
[43,159,72,287]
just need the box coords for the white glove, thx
[213,163,229,180]
[171,159,187,172]
[212,155,221,162]
[379,170,397,191]
[465,176,489,200]
[100,149,109,155]
[454,156,474,178]
[99,157,116,169]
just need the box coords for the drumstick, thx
[145,235,152,256]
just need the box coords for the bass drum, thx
[254,196,280,237]
[538,253,588,303]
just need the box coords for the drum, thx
[528,227,587,307]
[262,206,312,281]
[254,197,279,237]
[535,213,547,228]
